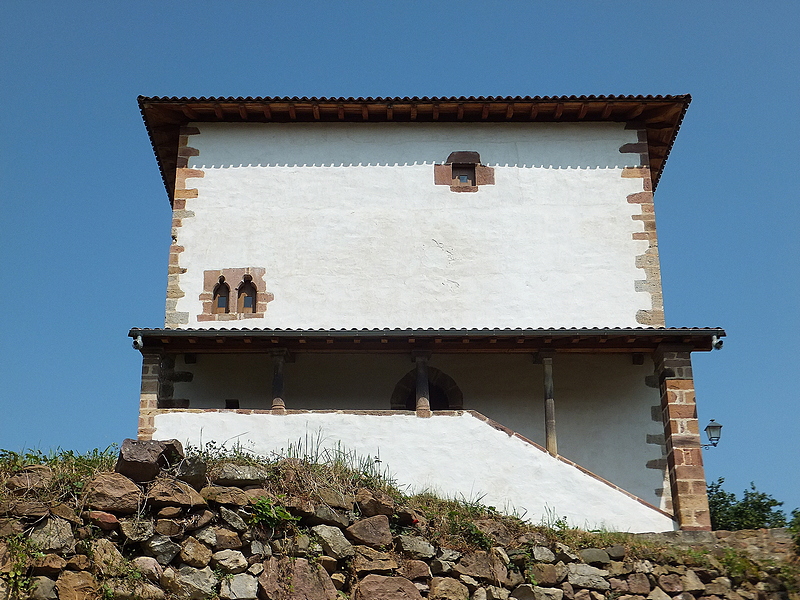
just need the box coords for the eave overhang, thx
[138,94,691,204]
[128,327,724,354]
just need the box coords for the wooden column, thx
[270,350,287,414]
[542,355,558,456]
[414,353,431,417]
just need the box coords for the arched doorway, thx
[390,367,463,411]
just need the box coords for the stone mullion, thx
[655,346,710,531]
[138,351,162,440]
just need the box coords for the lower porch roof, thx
[128,327,726,354]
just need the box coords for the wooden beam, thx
[553,103,563,119]
[482,104,489,120]
[262,105,272,120]
[457,104,464,120]
[214,104,224,119]
[578,103,587,119]
[312,104,320,120]
[410,104,417,120]
[601,103,613,119]
[338,105,345,120]
[627,103,645,119]
[362,105,369,120]
[529,104,538,119]
[505,104,514,119]
[181,105,200,120]
[386,105,393,120]
[238,104,248,120]
[432,104,439,120]
[288,104,296,120]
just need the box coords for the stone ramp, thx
[152,409,677,533]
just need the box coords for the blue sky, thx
[1,1,798,515]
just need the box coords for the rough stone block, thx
[116,438,186,483]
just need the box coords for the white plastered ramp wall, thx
[153,410,676,533]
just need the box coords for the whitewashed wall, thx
[171,353,666,508]
[152,410,675,533]
[175,122,649,329]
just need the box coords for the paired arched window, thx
[199,268,274,321]
[237,274,258,313]
[212,277,230,314]
[211,274,259,315]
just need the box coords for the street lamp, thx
[703,420,723,448]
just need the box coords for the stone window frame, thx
[434,151,495,193]
[212,277,230,314]
[198,267,274,321]
[236,274,258,313]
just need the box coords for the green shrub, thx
[708,478,788,531]
[251,497,300,530]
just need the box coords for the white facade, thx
[174,122,650,329]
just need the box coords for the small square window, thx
[451,164,475,187]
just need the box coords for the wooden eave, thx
[129,327,723,355]
[138,94,691,204]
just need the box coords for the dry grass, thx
[0,446,118,511]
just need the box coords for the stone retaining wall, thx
[634,530,796,565]
[0,440,797,600]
